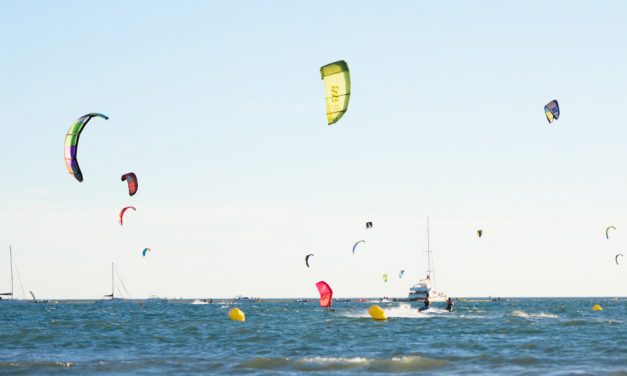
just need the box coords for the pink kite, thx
[316,281,333,308]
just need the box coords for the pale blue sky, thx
[1,1,626,298]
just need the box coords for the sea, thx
[0,298,625,375]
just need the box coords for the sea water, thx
[0,298,625,375]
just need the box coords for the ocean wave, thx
[341,304,429,319]
[341,303,453,319]
[238,355,448,372]
[561,317,625,326]
[0,361,74,370]
[510,310,559,319]
[459,314,487,319]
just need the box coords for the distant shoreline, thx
[1,296,625,304]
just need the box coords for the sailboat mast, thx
[426,218,432,277]
[9,245,14,300]
[111,262,114,299]
[425,217,437,287]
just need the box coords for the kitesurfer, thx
[420,294,431,311]
[446,297,454,312]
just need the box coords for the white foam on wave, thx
[419,307,450,314]
[387,304,453,318]
[511,310,558,319]
[191,300,208,305]
[239,355,447,372]
[299,355,446,369]
[459,314,487,319]
[341,303,437,319]
[301,356,370,364]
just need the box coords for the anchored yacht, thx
[1,246,45,303]
[408,218,447,302]
[95,263,128,303]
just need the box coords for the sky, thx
[1,1,626,299]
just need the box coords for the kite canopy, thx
[64,113,109,182]
[305,253,314,268]
[544,100,560,123]
[383,274,388,282]
[352,240,365,255]
[616,254,624,265]
[119,206,136,226]
[477,229,483,238]
[365,222,373,229]
[399,270,405,279]
[606,226,616,239]
[315,281,333,308]
[142,248,151,257]
[121,173,138,196]
[320,60,351,125]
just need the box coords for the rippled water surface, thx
[1,298,626,375]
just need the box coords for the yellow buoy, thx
[368,305,387,321]
[592,304,603,311]
[228,307,246,321]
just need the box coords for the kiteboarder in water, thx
[446,297,454,312]
[420,293,431,311]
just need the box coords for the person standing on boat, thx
[446,297,454,312]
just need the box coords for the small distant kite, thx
[305,253,314,268]
[142,248,151,257]
[365,222,373,229]
[544,100,560,124]
[616,254,623,265]
[383,274,388,282]
[606,226,616,239]
[399,270,405,279]
[352,240,365,255]
[121,173,138,196]
[119,206,136,226]
[477,229,483,238]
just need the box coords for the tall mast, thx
[426,217,432,279]
[425,217,436,287]
[111,262,114,299]
[10,245,14,300]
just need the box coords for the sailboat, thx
[0,246,44,303]
[0,246,15,302]
[408,218,448,302]
[95,263,128,303]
